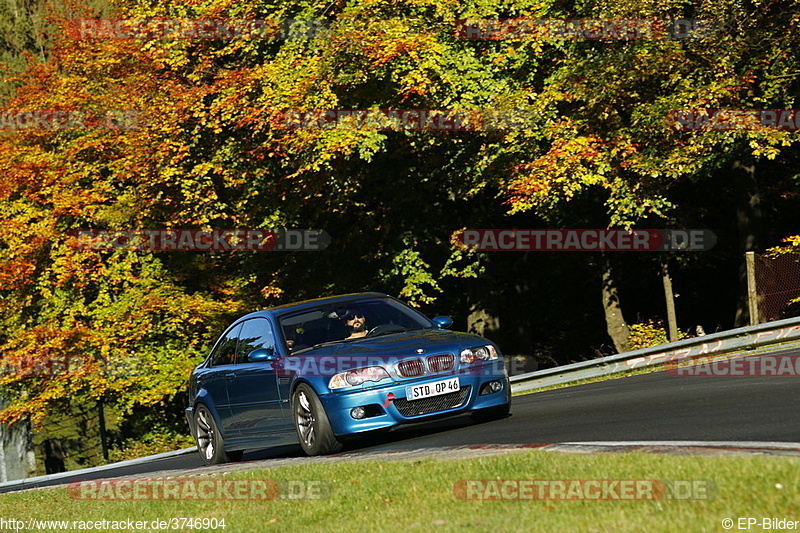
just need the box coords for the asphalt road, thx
[4,348,799,493]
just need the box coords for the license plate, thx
[405,378,460,401]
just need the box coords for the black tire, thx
[470,402,511,424]
[194,404,243,465]
[293,383,343,456]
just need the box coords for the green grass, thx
[3,450,799,532]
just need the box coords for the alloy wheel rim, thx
[196,409,215,460]
[295,391,316,447]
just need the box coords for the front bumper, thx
[318,360,510,436]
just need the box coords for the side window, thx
[235,318,276,364]
[209,323,242,367]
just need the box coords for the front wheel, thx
[194,405,243,465]
[293,384,343,456]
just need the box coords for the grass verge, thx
[2,449,799,532]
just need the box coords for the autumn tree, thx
[3,0,800,470]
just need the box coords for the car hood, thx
[294,328,488,359]
[279,329,501,388]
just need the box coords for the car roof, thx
[237,292,393,321]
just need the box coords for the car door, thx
[195,322,242,437]
[225,317,290,437]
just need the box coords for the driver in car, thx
[340,309,368,340]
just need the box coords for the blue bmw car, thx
[185,292,511,464]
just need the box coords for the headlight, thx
[460,345,498,364]
[329,366,391,389]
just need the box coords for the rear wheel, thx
[194,405,243,465]
[293,384,343,456]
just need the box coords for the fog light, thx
[351,406,366,419]
[480,380,503,395]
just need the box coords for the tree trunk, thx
[467,305,499,338]
[661,257,679,341]
[44,439,66,474]
[732,159,762,327]
[601,253,631,353]
[0,424,6,483]
[98,399,109,461]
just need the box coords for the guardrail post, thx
[746,251,760,326]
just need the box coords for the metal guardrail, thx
[0,446,197,493]
[510,316,800,393]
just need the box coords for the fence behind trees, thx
[749,251,800,323]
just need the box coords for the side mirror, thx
[247,347,278,362]
[432,316,453,329]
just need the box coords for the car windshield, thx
[279,298,433,353]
